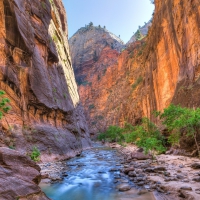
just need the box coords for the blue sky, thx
[63,0,154,43]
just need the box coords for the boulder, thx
[0,147,49,200]
[131,152,152,160]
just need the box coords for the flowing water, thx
[40,145,155,200]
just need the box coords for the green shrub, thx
[136,137,166,158]
[89,104,95,110]
[135,29,144,41]
[41,1,46,9]
[0,90,11,119]
[124,118,166,157]
[160,104,200,156]
[132,76,143,90]
[98,118,166,157]
[98,126,124,143]
[30,146,40,162]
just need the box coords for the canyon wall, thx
[0,0,91,162]
[70,0,200,151]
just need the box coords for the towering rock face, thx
[70,0,200,152]
[69,26,124,133]
[0,0,91,162]
[69,25,124,85]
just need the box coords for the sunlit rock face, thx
[69,26,125,134]
[0,0,91,162]
[70,0,200,152]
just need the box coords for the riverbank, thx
[106,142,200,200]
[39,142,200,200]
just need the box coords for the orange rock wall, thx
[72,0,200,135]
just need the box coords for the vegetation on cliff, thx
[159,105,200,157]
[98,104,200,157]
[0,90,11,120]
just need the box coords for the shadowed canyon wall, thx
[0,0,91,162]
[70,0,200,152]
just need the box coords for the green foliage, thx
[103,68,107,75]
[150,0,154,4]
[9,145,15,150]
[89,22,93,27]
[124,118,166,157]
[98,75,101,81]
[137,137,166,156]
[77,80,91,86]
[41,1,46,9]
[98,119,166,157]
[135,29,144,41]
[63,93,67,99]
[132,76,143,90]
[89,104,95,110]
[0,90,11,119]
[30,146,40,162]
[168,131,180,147]
[91,121,97,126]
[52,34,58,43]
[98,126,124,143]
[160,104,200,155]
[93,51,98,62]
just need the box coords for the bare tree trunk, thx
[193,129,200,158]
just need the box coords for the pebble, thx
[191,163,200,169]
[195,188,200,194]
[137,189,148,195]
[137,181,145,186]
[117,183,131,191]
[180,186,192,191]
[192,177,200,182]
[128,171,136,177]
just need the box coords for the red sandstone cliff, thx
[0,0,91,162]
[70,0,200,151]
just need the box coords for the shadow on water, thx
[40,144,155,200]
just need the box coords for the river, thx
[40,145,155,200]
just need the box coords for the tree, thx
[135,29,143,41]
[0,90,11,119]
[89,22,93,27]
[98,125,124,143]
[160,104,200,157]
[93,50,98,62]
[30,146,41,162]
[131,118,166,158]
[150,0,155,4]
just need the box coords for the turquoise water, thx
[40,146,155,200]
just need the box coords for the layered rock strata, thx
[0,147,49,200]
[0,0,91,161]
[70,0,200,152]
